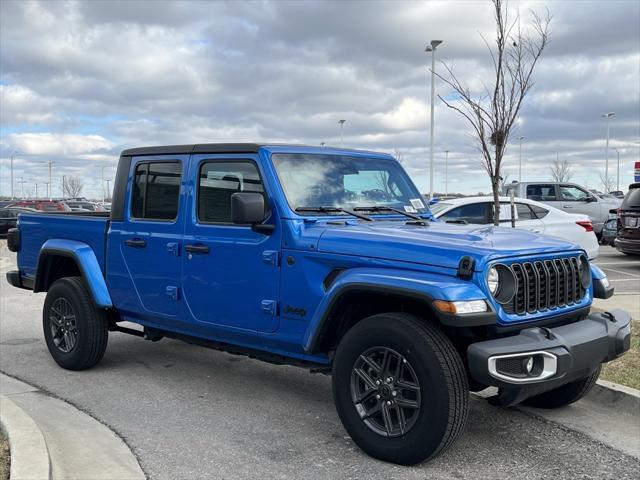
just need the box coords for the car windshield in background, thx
[429,202,453,215]
[271,153,428,215]
[621,186,640,209]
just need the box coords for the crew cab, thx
[6,144,631,465]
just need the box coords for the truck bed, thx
[17,212,110,280]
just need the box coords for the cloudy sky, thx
[1,0,639,199]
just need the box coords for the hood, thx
[317,220,580,271]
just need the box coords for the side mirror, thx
[231,192,274,234]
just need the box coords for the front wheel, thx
[332,313,468,465]
[43,277,108,370]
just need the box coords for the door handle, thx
[562,205,572,209]
[124,239,146,248]
[185,244,210,254]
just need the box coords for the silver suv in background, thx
[504,182,621,236]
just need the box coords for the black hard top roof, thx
[121,143,262,157]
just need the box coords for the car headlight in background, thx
[487,267,499,295]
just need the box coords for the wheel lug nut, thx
[376,380,381,385]
[387,377,393,383]
[392,391,397,397]
[375,394,380,399]
[386,401,392,406]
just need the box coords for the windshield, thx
[271,153,428,215]
[429,202,453,215]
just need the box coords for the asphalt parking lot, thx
[593,245,640,295]
[1,241,639,479]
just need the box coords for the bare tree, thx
[63,176,84,198]
[598,172,615,194]
[436,0,551,225]
[499,173,512,191]
[549,157,573,183]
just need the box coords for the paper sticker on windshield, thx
[410,198,425,209]
[404,205,417,213]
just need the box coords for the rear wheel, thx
[43,277,108,370]
[522,366,601,408]
[332,312,468,465]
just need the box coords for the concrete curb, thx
[592,379,640,412]
[0,394,52,480]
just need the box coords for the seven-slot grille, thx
[502,257,586,315]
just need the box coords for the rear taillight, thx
[576,220,594,232]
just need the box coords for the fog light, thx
[523,356,534,374]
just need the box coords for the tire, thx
[332,312,468,465]
[43,276,108,370]
[522,366,601,409]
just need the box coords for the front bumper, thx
[468,309,631,395]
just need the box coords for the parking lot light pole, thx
[517,136,525,182]
[613,148,620,192]
[48,160,53,201]
[338,120,346,145]
[444,150,449,198]
[18,177,26,199]
[10,150,18,199]
[602,112,616,193]
[426,40,443,200]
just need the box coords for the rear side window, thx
[197,161,264,224]
[439,203,489,224]
[529,204,550,219]
[526,184,557,201]
[131,162,182,220]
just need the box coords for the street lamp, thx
[101,166,107,203]
[338,120,346,145]
[106,179,112,201]
[613,147,621,192]
[517,136,525,182]
[10,150,18,199]
[18,177,26,199]
[45,181,50,200]
[444,150,449,198]
[47,160,54,201]
[601,112,616,193]
[426,40,443,200]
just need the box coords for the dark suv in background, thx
[614,183,640,256]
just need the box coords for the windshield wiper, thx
[353,205,426,222]
[295,206,373,222]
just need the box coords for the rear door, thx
[180,155,281,335]
[118,157,185,317]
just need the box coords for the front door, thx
[181,155,281,334]
[119,157,185,317]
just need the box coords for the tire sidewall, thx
[43,278,95,369]
[332,315,456,464]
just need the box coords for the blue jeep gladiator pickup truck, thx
[6,143,631,465]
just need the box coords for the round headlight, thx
[487,266,500,295]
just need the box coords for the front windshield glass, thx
[271,153,428,215]
[429,202,453,215]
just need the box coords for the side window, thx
[559,185,589,202]
[439,203,489,224]
[131,161,182,220]
[526,184,557,201]
[530,204,550,219]
[198,161,264,224]
[516,203,536,220]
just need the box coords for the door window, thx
[526,184,557,201]
[559,185,590,202]
[529,204,550,219]
[439,203,490,224]
[492,203,536,223]
[197,161,264,224]
[131,162,182,220]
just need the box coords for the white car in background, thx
[431,196,600,259]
